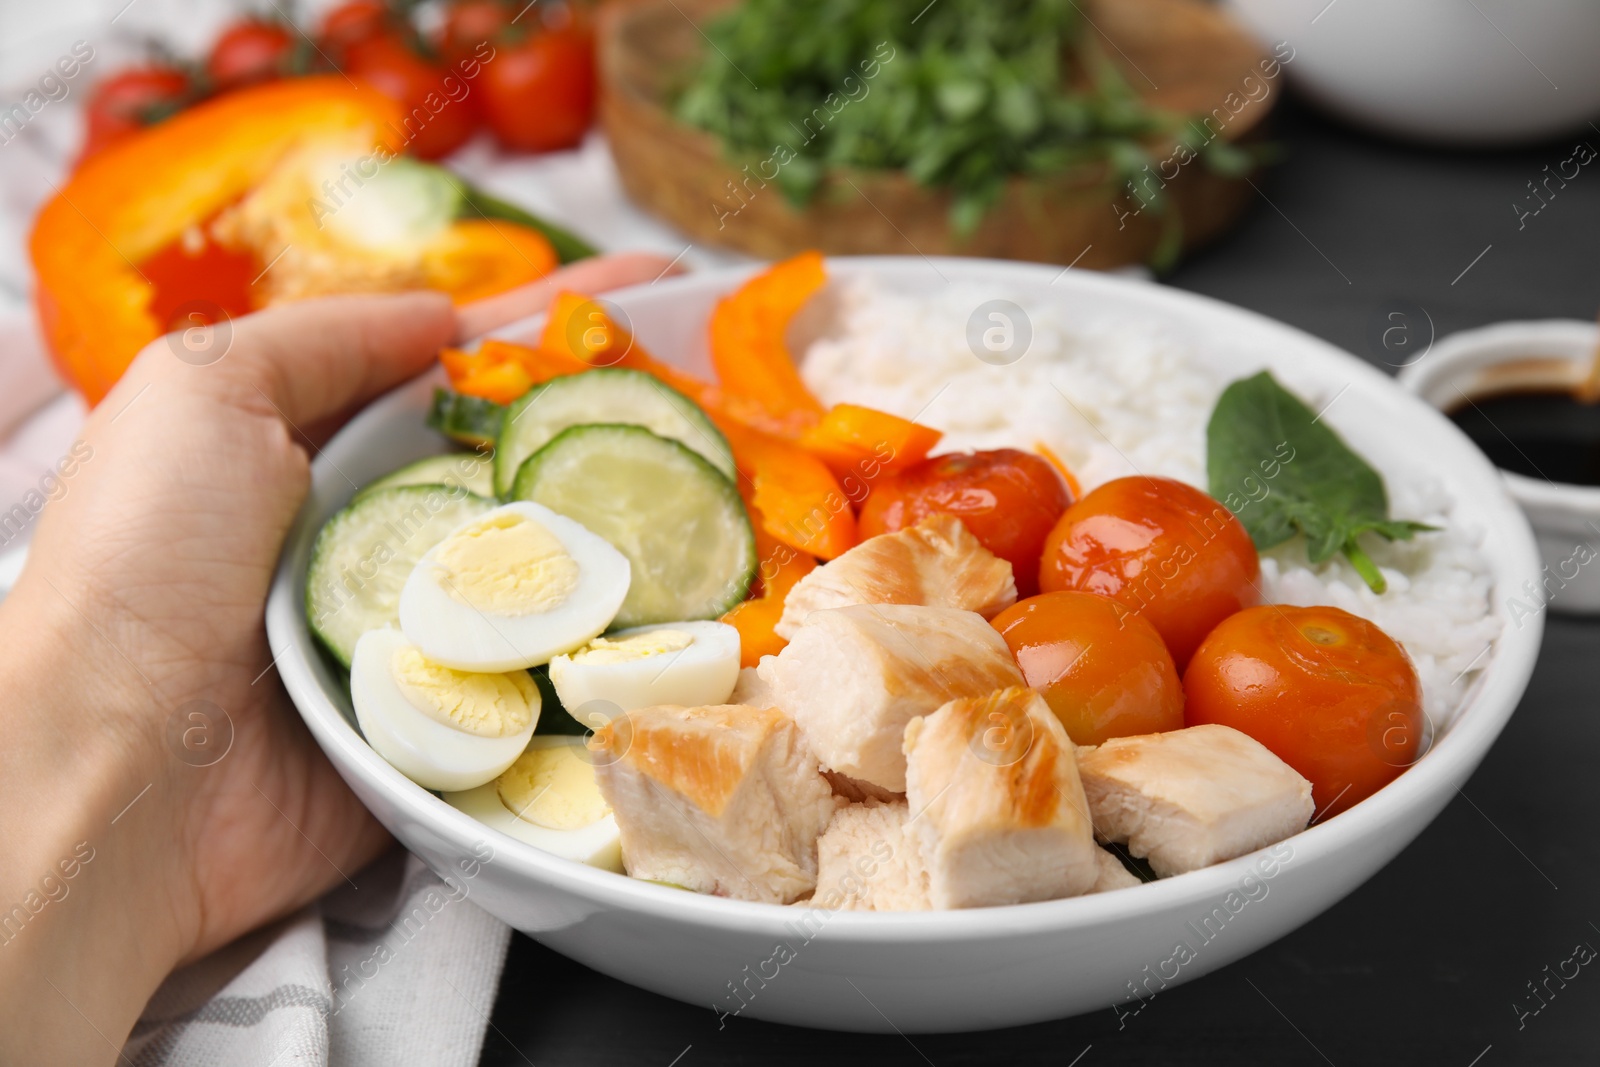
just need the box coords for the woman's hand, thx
[0,252,676,1064]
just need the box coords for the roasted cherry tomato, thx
[206,19,296,89]
[438,0,512,67]
[479,21,596,152]
[80,67,194,161]
[346,34,479,159]
[1039,475,1258,669]
[319,0,395,58]
[858,449,1072,597]
[1184,604,1423,818]
[991,591,1183,746]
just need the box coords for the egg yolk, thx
[392,645,538,737]
[431,512,580,616]
[569,629,693,665]
[497,744,610,830]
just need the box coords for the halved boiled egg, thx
[351,627,539,791]
[443,737,623,871]
[399,501,630,671]
[547,620,741,717]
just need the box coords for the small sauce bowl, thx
[1400,320,1600,615]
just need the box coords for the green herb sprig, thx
[1207,371,1434,594]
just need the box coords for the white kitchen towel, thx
[123,849,512,1067]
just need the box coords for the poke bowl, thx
[265,256,1542,1032]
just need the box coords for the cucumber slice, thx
[305,485,494,666]
[427,388,504,449]
[356,453,494,500]
[493,368,735,497]
[510,424,755,628]
[323,158,463,252]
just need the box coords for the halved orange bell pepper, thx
[31,77,406,405]
[721,505,818,667]
[708,251,827,432]
[799,403,943,479]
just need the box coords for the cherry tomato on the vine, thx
[478,20,596,153]
[206,19,296,89]
[346,33,480,159]
[79,67,194,161]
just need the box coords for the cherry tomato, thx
[858,449,1072,597]
[80,67,193,161]
[479,22,596,153]
[206,19,296,89]
[319,0,394,58]
[1039,476,1258,669]
[1184,604,1423,818]
[438,0,512,68]
[991,591,1183,746]
[346,34,479,159]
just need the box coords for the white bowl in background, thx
[1400,319,1600,615]
[1225,0,1600,145]
[266,258,1542,1032]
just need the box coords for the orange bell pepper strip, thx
[423,219,557,305]
[708,251,827,429]
[721,508,818,667]
[799,403,943,479]
[29,76,406,405]
[716,417,857,560]
[532,291,804,438]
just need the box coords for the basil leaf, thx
[1207,371,1434,594]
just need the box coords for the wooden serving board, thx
[598,0,1278,268]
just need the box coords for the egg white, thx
[443,737,623,871]
[399,501,630,671]
[351,627,539,792]
[547,620,741,716]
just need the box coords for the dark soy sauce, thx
[1447,388,1600,486]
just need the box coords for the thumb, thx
[216,291,456,428]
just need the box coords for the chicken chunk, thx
[902,687,1099,908]
[592,704,838,903]
[812,799,930,911]
[757,605,1024,792]
[1090,847,1143,893]
[1078,724,1314,877]
[776,515,1016,639]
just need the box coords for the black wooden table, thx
[481,94,1600,1067]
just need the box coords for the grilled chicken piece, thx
[776,515,1016,639]
[1078,724,1314,877]
[903,687,1099,908]
[592,704,838,903]
[757,605,1024,792]
[1090,847,1143,893]
[812,799,930,911]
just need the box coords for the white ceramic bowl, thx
[265,258,1542,1033]
[1225,0,1600,145]
[1400,319,1600,615]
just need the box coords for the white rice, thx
[800,279,1500,729]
